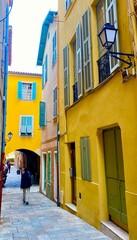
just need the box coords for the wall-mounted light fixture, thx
[98,23,134,68]
[4,131,13,146]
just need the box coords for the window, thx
[65,0,72,11]
[39,101,46,128]
[97,0,119,82]
[18,82,36,101]
[52,31,57,65]
[42,55,48,88]
[63,45,69,108]
[80,137,91,181]
[20,116,33,136]
[76,22,83,97]
[82,8,92,91]
[53,86,57,118]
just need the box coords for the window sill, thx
[65,203,77,212]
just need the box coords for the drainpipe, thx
[0,4,9,218]
[56,14,60,207]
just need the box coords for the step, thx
[100,221,129,240]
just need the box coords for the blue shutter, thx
[20,116,26,135]
[39,101,46,127]
[18,82,22,99]
[32,82,36,100]
[45,55,48,82]
[27,116,32,134]
[42,64,45,88]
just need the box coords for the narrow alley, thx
[0,166,111,240]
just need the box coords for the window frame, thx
[20,115,33,137]
[18,82,36,101]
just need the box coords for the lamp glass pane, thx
[99,30,106,47]
[106,29,115,43]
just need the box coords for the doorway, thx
[70,143,76,205]
[103,127,128,231]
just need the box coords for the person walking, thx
[6,161,11,173]
[20,167,31,205]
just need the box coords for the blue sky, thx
[8,0,58,73]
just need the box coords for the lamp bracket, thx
[109,50,134,67]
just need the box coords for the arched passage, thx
[14,149,40,184]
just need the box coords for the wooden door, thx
[103,127,128,231]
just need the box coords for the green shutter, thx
[76,22,83,98]
[80,137,91,181]
[63,45,69,108]
[82,8,92,91]
[39,101,46,127]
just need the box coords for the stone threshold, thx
[101,220,129,240]
[65,203,77,212]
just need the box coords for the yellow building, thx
[58,0,137,239]
[5,71,42,182]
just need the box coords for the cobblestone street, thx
[0,166,111,240]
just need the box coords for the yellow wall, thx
[5,72,42,156]
[58,0,137,238]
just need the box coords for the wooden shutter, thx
[32,82,36,100]
[52,31,57,65]
[63,45,69,108]
[45,55,48,82]
[26,116,32,134]
[82,8,92,92]
[106,0,120,72]
[20,116,26,134]
[53,86,57,118]
[39,101,46,127]
[80,137,91,181]
[18,82,22,99]
[76,22,83,98]
[42,64,45,89]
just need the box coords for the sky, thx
[8,0,58,73]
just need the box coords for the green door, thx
[43,154,46,192]
[103,127,128,231]
[47,153,51,199]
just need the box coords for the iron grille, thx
[98,51,110,83]
[73,82,78,103]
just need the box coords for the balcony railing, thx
[73,82,78,103]
[98,51,110,83]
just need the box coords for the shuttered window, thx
[20,116,33,136]
[65,0,72,11]
[18,82,36,100]
[63,45,69,108]
[52,31,57,65]
[76,22,83,98]
[106,0,119,72]
[82,8,92,92]
[53,86,57,118]
[80,137,91,181]
[97,0,119,75]
[39,101,46,128]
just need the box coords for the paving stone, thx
[1,166,111,240]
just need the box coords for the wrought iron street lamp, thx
[98,23,134,68]
[4,132,13,146]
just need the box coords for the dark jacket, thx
[21,171,31,189]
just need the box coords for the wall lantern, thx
[5,132,13,146]
[98,23,134,68]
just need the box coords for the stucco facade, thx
[58,0,137,239]
[37,11,58,202]
[5,71,42,180]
